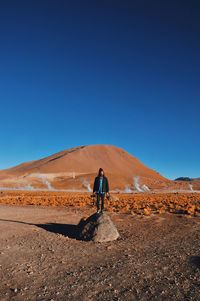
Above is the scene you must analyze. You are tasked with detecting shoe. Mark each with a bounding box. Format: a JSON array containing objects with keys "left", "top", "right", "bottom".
[
  {"left": 97, "top": 210, "right": 100, "bottom": 213},
  {"left": 101, "top": 210, "right": 104, "bottom": 213}
]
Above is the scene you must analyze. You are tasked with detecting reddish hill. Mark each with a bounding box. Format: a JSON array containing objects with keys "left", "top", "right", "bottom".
[
  {"left": 0, "top": 144, "right": 194, "bottom": 192},
  {"left": 0, "top": 145, "right": 164, "bottom": 179}
]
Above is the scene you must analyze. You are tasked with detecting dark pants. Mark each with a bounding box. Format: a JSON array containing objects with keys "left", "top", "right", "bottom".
[{"left": 96, "top": 193, "right": 105, "bottom": 212}]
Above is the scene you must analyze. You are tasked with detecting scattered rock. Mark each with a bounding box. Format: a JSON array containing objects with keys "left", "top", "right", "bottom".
[{"left": 10, "top": 287, "right": 19, "bottom": 293}]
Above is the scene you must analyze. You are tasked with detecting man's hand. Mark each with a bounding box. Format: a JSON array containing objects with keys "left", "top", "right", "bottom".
[{"left": 106, "top": 193, "right": 110, "bottom": 200}]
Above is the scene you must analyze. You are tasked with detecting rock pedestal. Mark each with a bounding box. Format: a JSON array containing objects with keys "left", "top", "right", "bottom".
[{"left": 78, "top": 212, "right": 119, "bottom": 243}]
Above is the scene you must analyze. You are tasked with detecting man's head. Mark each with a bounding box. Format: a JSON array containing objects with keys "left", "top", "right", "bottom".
[{"left": 98, "top": 168, "right": 104, "bottom": 177}]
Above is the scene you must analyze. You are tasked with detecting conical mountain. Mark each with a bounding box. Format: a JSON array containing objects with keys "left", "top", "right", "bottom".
[
  {"left": 0, "top": 144, "right": 164, "bottom": 179},
  {"left": 0, "top": 144, "right": 171, "bottom": 190}
]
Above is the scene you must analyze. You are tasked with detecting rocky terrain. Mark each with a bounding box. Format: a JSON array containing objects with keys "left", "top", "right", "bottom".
[{"left": 1, "top": 200, "right": 200, "bottom": 300}]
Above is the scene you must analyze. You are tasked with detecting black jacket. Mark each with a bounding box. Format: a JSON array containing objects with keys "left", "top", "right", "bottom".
[{"left": 93, "top": 176, "right": 109, "bottom": 193}]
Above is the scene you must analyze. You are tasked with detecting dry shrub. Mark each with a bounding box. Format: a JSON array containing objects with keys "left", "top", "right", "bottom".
[{"left": 0, "top": 191, "right": 200, "bottom": 216}]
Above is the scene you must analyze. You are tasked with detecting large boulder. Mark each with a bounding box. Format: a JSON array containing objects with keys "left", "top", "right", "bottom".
[{"left": 78, "top": 212, "right": 119, "bottom": 242}]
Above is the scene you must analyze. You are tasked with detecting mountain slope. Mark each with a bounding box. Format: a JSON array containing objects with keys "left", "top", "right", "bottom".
[
  {"left": 0, "top": 144, "right": 165, "bottom": 180},
  {"left": 3, "top": 144, "right": 194, "bottom": 191}
]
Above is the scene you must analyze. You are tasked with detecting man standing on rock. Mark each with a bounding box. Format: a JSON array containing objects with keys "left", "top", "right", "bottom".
[{"left": 93, "top": 168, "right": 109, "bottom": 213}]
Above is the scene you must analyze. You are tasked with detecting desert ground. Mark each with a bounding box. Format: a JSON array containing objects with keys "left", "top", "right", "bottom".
[{"left": 1, "top": 191, "right": 200, "bottom": 300}]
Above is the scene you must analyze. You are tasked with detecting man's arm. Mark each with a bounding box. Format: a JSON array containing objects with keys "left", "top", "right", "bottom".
[{"left": 106, "top": 177, "right": 109, "bottom": 193}]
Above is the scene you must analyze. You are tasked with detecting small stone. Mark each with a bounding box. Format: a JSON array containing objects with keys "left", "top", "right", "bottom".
[{"left": 10, "top": 288, "right": 18, "bottom": 293}]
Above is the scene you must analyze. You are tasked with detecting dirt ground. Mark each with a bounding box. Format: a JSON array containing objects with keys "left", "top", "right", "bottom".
[{"left": 1, "top": 203, "right": 200, "bottom": 300}]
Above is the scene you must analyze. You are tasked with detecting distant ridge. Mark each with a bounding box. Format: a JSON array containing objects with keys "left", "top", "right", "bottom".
[{"left": 175, "top": 177, "right": 200, "bottom": 182}]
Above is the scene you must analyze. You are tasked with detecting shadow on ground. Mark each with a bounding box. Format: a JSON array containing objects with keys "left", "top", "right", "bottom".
[
  {"left": 0, "top": 219, "right": 80, "bottom": 239},
  {"left": 190, "top": 256, "right": 200, "bottom": 269},
  {"left": 36, "top": 223, "right": 79, "bottom": 239}
]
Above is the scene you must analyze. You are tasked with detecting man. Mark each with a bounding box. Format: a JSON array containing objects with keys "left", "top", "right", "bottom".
[{"left": 93, "top": 168, "right": 109, "bottom": 213}]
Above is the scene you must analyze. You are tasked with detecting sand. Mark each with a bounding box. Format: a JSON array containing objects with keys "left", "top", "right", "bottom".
[{"left": 1, "top": 203, "right": 200, "bottom": 300}]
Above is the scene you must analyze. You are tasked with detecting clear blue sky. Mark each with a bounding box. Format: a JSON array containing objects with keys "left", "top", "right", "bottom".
[{"left": 0, "top": 0, "right": 200, "bottom": 180}]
